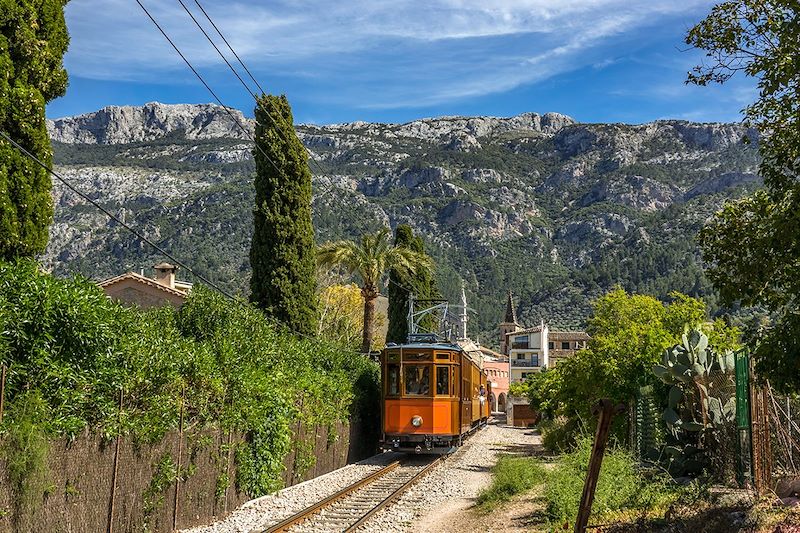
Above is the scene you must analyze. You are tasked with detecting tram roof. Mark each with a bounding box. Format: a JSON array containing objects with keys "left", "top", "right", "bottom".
[
  {"left": 385, "top": 340, "right": 484, "bottom": 368},
  {"left": 386, "top": 342, "right": 462, "bottom": 350}
]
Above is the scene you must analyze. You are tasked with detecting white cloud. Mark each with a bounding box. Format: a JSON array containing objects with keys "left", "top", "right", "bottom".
[{"left": 63, "top": 0, "right": 717, "bottom": 106}]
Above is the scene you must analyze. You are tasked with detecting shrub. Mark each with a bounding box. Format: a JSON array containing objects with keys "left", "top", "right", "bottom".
[
  {"left": 545, "top": 437, "right": 687, "bottom": 526},
  {"left": 539, "top": 417, "right": 580, "bottom": 453},
  {"left": 2, "top": 391, "right": 51, "bottom": 517},
  {"left": 0, "top": 259, "right": 380, "bottom": 498}
]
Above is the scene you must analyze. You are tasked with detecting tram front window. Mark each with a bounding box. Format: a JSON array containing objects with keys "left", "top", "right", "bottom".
[
  {"left": 436, "top": 366, "right": 449, "bottom": 395},
  {"left": 404, "top": 365, "right": 430, "bottom": 395},
  {"left": 387, "top": 364, "right": 400, "bottom": 395}
]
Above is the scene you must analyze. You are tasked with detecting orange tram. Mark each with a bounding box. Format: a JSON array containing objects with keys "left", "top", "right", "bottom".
[{"left": 380, "top": 340, "right": 490, "bottom": 454}]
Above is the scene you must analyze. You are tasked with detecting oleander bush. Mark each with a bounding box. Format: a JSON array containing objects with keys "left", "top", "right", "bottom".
[{"left": 0, "top": 259, "right": 378, "bottom": 497}]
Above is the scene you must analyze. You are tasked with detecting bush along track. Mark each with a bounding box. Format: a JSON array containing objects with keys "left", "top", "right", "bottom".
[{"left": 0, "top": 259, "right": 379, "bottom": 506}]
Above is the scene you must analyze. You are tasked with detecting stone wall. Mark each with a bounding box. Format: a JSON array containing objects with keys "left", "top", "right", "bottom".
[{"left": 0, "top": 419, "right": 374, "bottom": 532}]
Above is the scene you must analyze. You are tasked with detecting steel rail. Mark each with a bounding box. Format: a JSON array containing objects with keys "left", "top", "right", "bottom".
[
  {"left": 262, "top": 460, "right": 401, "bottom": 533},
  {"left": 343, "top": 456, "right": 444, "bottom": 532}
]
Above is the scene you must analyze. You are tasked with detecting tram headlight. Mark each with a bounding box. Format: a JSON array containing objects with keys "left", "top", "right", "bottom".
[{"left": 411, "top": 415, "right": 423, "bottom": 427}]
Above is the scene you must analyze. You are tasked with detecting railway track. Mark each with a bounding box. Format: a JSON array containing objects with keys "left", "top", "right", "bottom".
[{"left": 260, "top": 455, "right": 444, "bottom": 533}]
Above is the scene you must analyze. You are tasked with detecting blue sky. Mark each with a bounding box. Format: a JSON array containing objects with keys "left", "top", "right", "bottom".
[{"left": 46, "top": 0, "right": 757, "bottom": 125}]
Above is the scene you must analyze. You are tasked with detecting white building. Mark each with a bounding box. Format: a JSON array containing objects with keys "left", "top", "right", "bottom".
[{"left": 499, "top": 291, "right": 589, "bottom": 426}]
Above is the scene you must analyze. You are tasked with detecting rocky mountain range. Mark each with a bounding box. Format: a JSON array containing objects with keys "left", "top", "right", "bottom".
[{"left": 45, "top": 102, "right": 761, "bottom": 341}]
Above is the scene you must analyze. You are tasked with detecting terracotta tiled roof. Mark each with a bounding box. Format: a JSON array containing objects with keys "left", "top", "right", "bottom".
[
  {"left": 98, "top": 271, "right": 188, "bottom": 298},
  {"left": 479, "top": 346, "right": 506, "bottom": 359},
  {"left": 505, "top": 325, "right": 543, "bottom": 336},
  {"left": 548, "top": 330, "right": 590, "bottom": 341}
]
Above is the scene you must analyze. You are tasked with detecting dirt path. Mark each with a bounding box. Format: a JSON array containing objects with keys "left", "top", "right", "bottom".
[{"left": 385, "top": 416, "right": 547, "bottom": 533}]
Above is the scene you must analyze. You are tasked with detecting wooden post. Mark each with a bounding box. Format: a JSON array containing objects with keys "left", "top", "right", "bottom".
[
  {"left": 0, "top": 363, "right": 6, "bottom": 425},
  {"left": 574, "top": 399, "right": 625, "bottom": 533},
  {"left": 173, "top": 387, "right": 185, "bottom": 532},
  {"left": 107, "top": 388, "right": 123, "bottom": 533},
  {"left": 224, "top": 430, "right": 233, "bottom": 514}
]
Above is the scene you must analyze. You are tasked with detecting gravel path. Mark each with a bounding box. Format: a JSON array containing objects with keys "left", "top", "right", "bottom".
[
  {"left": 182, "top": 417, "right": 540, "bottom": 533},
  {"left": 357, "top": 418, "right": 541, "bottom": 532}
]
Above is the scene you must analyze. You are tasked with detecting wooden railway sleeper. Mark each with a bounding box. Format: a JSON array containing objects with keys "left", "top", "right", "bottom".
[{"left": 261, "top": 461, "right": 401, "bottom": 533}]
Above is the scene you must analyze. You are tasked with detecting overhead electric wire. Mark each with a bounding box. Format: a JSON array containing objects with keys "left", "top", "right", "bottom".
[
  {"left": 0, "top": 133, "right": 366, "bottom": 351},
  {"left": 133, "top": 1, "right": 369, "bottom": 349},
  {"left": 175, "top": 0, "right": 329, "bottom": 178},
  {"left": 0, "top": 130, "right": 236, "bottom": 300},
  {"left": 192, "top": 0, "right": 267, "bottom": 96},
  {"left": 135, "top": 0, "right": 286, "bottom": 178}
]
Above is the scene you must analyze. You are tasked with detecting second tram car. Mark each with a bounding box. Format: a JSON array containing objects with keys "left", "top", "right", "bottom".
[{"left": 380, "top": 340, "right": 489, "bottom": 453}]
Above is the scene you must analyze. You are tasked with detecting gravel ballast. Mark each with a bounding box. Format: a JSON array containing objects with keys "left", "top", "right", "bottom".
[
  {"left": 180, "top": 453, "right": 400, "bottom": 533},
  {"left": 356, "top": 419, "right": 540, "bottom": 532}
]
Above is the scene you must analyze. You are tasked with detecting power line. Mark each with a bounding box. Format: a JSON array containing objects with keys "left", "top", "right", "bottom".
[
  {"left": 131, "top": 2, "right": 372, "bottom": 352},
  {"left": 175, "top": 0, "right": 329, "bottom": 178},
  {"left": 135, "top": 0, "right": 287, "bottom": 178},
  {"left": 0, "top": 132, "right": 368, "bottom": 353},
  {"left": 0, "top": 130, "right": 236, "bottom": 300},
  {"left": 141, "top": 0, "right": 337, "bottom": 206},
  {"left": 176, "top": 0, "right": 258, "bottom": 99},
  {"left": 192, "top": 0, "right": 266, "bottom": 96}
]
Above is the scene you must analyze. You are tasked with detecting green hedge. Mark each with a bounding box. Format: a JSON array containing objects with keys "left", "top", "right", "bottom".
[{"left": 0, "top": 259, "right": 378, "bottom": 496}]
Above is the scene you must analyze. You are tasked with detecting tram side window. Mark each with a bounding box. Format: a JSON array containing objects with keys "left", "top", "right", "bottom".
[
  {"left": 404, "top": 365, "right": 430, "bottom": 395},
  {"left": 436, "top": 366, "right": 450, "bottom": 396},
  {"left": 387, "top": 364, "right": 400, "bottom": 396}
]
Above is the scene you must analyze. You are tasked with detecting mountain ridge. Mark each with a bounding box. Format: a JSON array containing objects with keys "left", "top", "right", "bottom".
[{"left": 45, "top": 102, "right": 761, "bottom": 342}]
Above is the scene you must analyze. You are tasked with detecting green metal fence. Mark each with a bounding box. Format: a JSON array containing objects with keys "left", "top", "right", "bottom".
[{"left": 734, "top": 348, "right": 752, "bottom": 487}]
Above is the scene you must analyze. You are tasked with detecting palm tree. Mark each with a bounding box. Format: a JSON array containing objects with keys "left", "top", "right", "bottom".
[{"left": 317, "top": 228, "right": 433, "bottom": 354}]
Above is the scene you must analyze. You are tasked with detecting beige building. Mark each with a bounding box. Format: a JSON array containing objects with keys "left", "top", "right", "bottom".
[
  {"left": 546, "top": 330, "right": 590, "bottom": 367},
  {"left": 99, "top": 263, "right": 191, "bottom": 309},
  {"left": 499, "top": 291, "right": 589, "bottom": 426}
]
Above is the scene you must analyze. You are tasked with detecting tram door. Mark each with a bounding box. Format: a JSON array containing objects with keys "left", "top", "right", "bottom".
[{"left": 460, "top": 354, "right": 472, "bottom": 433}]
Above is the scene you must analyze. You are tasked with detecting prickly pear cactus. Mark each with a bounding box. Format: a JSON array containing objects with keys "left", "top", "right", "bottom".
[{"left": 649, "top": 328, "right": 736, "bottom": 476}]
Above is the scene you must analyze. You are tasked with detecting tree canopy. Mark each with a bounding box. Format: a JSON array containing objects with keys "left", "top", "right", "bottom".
[
  {"left": 0, "top": 0, "right": 70, "bottom": 259},
  {"left": 249, "top": 94, "right": 317, "bottom": 336},
  {"left": 688, "top": 0, "right": 800, "bottom": 392},
  {"left": 317, "top": 228, "right": 433, "bottom": 353},
  {"left": 518, "top": 289, "right": 740, "bottom": 428},
  {"left": 386, "top": 225, "right": 437, "bottom": 344}
]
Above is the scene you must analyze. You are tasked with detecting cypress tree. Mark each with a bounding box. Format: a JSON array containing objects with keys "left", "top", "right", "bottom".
[
  {"left": 387, "top": 225, "right": 437, "bottom": 343},
  {"left": 249, "top": 94, "right": 317, "bottom": 335},
  {"left": 0, "top": 1, "right": 70, "bottom": 259}
]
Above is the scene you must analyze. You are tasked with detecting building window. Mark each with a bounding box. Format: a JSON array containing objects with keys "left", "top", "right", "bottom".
[
  {"left": 562, "top": 341, "right": 570, "bottom": 350},
  {"left": 548, "top": 341, "right": 554, "bottom": 349},
  {"left": 516, "top": 353, "right": 526, "bottom": 360},
  {"left": 512, "top": 335, "right": 529, "bottom": 349},
  {"left": 532, "top": 355, "right": 539, "bottom": 366}
]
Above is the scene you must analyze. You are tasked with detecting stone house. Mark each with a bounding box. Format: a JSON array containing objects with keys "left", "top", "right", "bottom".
[{"left": 99, "top": 262, "right": 191, "bottom": 309}]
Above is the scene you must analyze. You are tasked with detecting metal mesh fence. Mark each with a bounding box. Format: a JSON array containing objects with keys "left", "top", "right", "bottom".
[
  {"left": 701, "top": 368, "right": 739, "bottom": 485},
  {"left": 605, "top": 362, "right": 762, "bottom": 532},
  {"left": 630, "top": 369, "right": 741, "bottom": 484}
]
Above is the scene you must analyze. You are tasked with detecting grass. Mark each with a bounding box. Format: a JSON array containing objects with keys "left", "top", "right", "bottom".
[
  {"left": 475, "top": 437, "right": 692, "bottom": 530},
  {"left": 476, "top": 456, "right": 547, "bottom": 511},
  {"left": 545, "top": 437, "right": 692, "bottom": 528}
]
